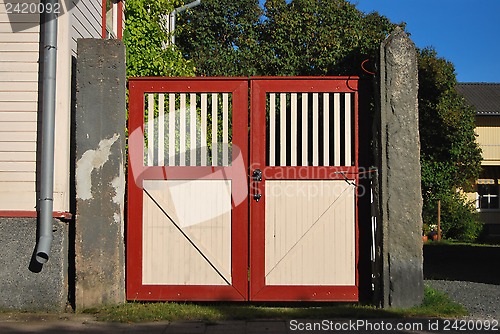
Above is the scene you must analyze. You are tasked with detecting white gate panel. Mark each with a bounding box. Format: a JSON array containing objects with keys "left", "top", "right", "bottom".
[
  {"left": 142, "top": 180, "right": 232, "bottom": 285},
  {"left": 264, "top": 180, "right": 356, "bottom": 285}
]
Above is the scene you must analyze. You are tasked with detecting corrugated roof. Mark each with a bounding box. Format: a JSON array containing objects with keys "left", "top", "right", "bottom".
[{"left": 456, "top": 83, "right": 500, "bottom": 116}]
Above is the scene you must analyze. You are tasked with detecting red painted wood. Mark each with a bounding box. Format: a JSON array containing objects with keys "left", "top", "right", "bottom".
[
  {"left": 117, "top": 1, "right": 123, "bottom": 40},
  {"left": 128, "top": 285, "right": 247, "bottom": 301},
  {"left": 250, "top": 286, "right": 358, "bottom": 302},
  {"left": 126, "top": 80, "right": 145, "bottom": 300},
  {"left": 257, "top": 166, "right": 360, "bottom": 180},
  {"left": 101, "top": 0, "right": 106, "bottom": 39},
  {"left": 0, "top": 211, "right": 72, "bottom": 219},
  {"left": 354, "top": 86, "right": 360, "bottom": 288},
  {"left": 248, "top": 77, "right": 358, "bottom": 93},
  {"left": 126, "top": 78, "right": 249, "bottom": 301},
  {"left": 249, "top": 79, "right": 267, "bottom": 299}
]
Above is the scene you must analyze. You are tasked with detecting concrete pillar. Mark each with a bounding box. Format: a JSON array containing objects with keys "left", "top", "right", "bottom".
[
  {"left": 375, "top": 27, "right": 424, "bottom": 308},
  {"left": 74, "top": 39, "right": 126, "bottom": 309}
]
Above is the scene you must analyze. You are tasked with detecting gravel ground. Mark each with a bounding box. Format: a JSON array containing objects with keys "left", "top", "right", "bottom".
[{"left": 426, "top": 279, "right": 500, "bottom": 320}]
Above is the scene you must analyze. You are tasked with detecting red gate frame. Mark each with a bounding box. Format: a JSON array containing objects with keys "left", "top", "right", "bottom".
[
  {"left": 127, "top": 77, "right": 249, "bottom": 301},
  {"left": 249, "top": 77, "right": 359, "bottom": 302}
]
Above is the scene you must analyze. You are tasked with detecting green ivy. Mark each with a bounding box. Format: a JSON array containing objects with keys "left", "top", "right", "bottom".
[{"left": 123, "top": 0, "right": 195, "bottom": 77}]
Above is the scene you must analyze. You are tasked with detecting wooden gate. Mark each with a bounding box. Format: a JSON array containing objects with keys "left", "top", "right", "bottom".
[
  {"left": 249, "top": 78, "right": 358, "bottom": 301},
  {"left": 127, "top": 77, "right": 359, "bottom": 302},
  {"left": 127, "top": 78, "right": 249, "bottom": 300}
]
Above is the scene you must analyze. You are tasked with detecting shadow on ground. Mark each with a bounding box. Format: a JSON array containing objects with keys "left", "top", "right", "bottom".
[{"left": 424, "top": 243, "right": 500, "bottom": 285}]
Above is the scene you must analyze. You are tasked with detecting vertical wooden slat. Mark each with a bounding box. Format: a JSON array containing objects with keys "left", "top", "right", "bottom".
[
  {"left": 158, "top": 94, "right": 165, "bottom": 166},
  {"left": 269, "top": 93, "right": 276, "bottom": 166},
  {"left": 142, "top": 190, "right": 151, "bottom": 280},
  {"left": 168, "top": 93, "right": 176, "bottom": 166},
  {"left": 147, "top": 94, "right": 155, "bottom": 166},
  {"left": 345, "top": 93, "right": 352, "bottom": 166},
  {"left": 323, "top": 93, "right": 330, "bottom": 166},
  {"left": 312, "top": 93, "right": 319, "bottom": 166},
  {"left": 211, "top": 93, "right": 218, "bottom": 166},
  {"left": 223, "top": 93, "right": 229, "bottom": 166},
  {"left": 301, "top": 93, "right": 308, "bottom": 166},
  {"left": 190, "top": 93, "right": 197, "bottom": 166},
  {"left": 180, "top": 93, "right": 186, "bottom": 166},
  {"left": 290, "top": 93, "right": 297, "bottom": 166},
  {"left": 201, "top": 93, "right": 208, "bottom": 166},
  {"left": 280, "top": 93, "right": 287, "bottom": 166},
  {"left": 334, "top": 93, "right": 341, "bottom": 166}
]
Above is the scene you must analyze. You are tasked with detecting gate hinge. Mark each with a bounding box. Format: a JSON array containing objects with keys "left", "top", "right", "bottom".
[{"left": 247, "top": 267, "right": 250, "bottom": 281}]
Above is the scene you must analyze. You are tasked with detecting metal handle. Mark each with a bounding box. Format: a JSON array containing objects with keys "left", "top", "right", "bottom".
[
  {"left": 252, "top": 169, "right": 262, "bottom": 202},
  {"left": 252, "top": 169, "right": 262, "bottom": 182}
]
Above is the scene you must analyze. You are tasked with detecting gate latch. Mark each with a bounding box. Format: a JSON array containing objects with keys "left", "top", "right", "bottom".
[
  {"left": 252, "top": 169, "right": 262, "bottom": 202},
  {"left": 252, "top": 169, "right": 262, "bottom": 182}
]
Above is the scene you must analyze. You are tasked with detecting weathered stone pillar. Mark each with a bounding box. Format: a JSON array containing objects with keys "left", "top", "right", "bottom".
[
  {"left": 74, "top": 39, "right": 126, "bottom": 309},
  {"left": 375, "top": 27, "right": 424, "bottom": 308}
]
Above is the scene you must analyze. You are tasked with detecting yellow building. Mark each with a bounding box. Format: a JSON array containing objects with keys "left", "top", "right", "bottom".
[{"left": 457, "top": 83, "right": 500, "bottom": 236}]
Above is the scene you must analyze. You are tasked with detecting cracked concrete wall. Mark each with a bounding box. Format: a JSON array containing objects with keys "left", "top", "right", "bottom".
[
  {"left": 375, "top": 27, "right": 424, "bottom": 308},
  {"left": 74, "top": 39, "right": 126, "bottom": 309}
]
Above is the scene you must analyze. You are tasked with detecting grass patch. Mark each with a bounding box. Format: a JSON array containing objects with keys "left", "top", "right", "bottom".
[
  {"left": 396, "top": 286, "right": 467, "bottom": 318},
  {"left": 426, "top": 240, "right": 500, "bottom": 247},
  {"left": 82, "top": 285, "right": 467, "bottom": 323}
]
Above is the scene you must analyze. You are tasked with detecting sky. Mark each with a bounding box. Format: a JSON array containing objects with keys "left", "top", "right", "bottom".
[
  {"left": 347, "top": 0, "right": 500, "bottom": 83},
  {"left": 259, "top": 0, "right": 500, "bottom": 83}
]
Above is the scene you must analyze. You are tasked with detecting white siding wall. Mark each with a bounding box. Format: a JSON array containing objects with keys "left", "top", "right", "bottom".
[
  {"left": 69, "top": 0, "right": 101, "bottom": 56},
  {"left": 51, "top": 0, "right": 103, "bottom": 211},
  {"left": 0, "top": 2, "right": 40, "bottom": 210},
  {"left": 0, "top": 0, "right": 103, "bottom": 212}
]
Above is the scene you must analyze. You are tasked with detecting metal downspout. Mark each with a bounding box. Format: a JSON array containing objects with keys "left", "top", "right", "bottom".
[
  {"left": 36, "top": 0, "right": 58, "bottom": 264},
  {"left": 169, "top": 0, "right": 201, "bottom": 45}
]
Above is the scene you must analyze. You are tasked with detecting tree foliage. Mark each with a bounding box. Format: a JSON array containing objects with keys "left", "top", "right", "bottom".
[
  {"left": 418, "top": 48, "right": 482, "bottom": 240},
  {"left": 174, "top": 0, "right": 483, "bottom": 241},
  {"left": 259, "top": 0, "right": 395, "bottom": 76},
  {"left": 176, "top": 0, "right": 263, "bottom": 76},
  {"left": 418, "top": 48, "right": 482, "bottom": 194},
  {"left": 123, "top": 0, "right": 195, "bottom": 77},
  {"left": 177, "top": 0, "right": 395, "bottom": 77}
]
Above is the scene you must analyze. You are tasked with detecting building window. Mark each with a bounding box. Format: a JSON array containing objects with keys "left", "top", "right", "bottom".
[
  {"left": 103, "top": 0, "right": 123, "bottom": 39},
  {"left": 477, "top": 180, "right": 499, "bottom": 210}
]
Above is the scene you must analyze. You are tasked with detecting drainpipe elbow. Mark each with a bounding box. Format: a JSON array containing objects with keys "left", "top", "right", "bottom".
[{"left": 36, "top": 235, "right": 53, "bottom": 264}]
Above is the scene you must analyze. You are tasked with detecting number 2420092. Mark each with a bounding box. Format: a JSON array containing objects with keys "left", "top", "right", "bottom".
[
  {"left": 443, "top": 319, "right": 498, "bottom": 331},
  {"left": 6, "top": 2, "right": 61, "bottom": 14}
]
